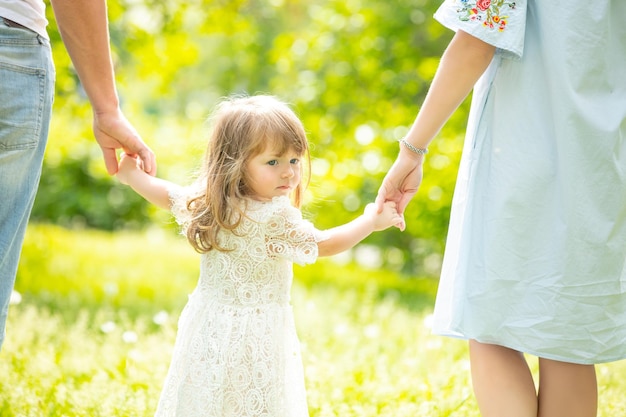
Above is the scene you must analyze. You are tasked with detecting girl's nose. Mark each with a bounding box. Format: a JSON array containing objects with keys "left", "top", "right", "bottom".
[{"left": 282, "top": 166, "right": 294, "bottom": 178}]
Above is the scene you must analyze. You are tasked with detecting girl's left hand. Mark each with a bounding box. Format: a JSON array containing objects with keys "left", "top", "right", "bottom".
[{"left": 365, "top": 201, "right": 404, "bottom": 231}]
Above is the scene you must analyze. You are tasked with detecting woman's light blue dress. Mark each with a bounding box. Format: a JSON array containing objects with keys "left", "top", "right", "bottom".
[{"left": 431, "top": 0, "right": 626, "bottom": 364}]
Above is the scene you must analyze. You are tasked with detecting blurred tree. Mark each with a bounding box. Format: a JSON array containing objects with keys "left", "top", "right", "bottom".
[{"left": 33, "top": 0, "right": 468, "bottom": 276}]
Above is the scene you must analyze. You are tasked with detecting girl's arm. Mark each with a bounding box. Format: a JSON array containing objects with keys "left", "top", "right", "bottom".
[
  {"left": 317, "top": 202, "right": 402, "bottom": 257},
  {"left": 116, "top": 153, "right": 177, "bottom": 210}
]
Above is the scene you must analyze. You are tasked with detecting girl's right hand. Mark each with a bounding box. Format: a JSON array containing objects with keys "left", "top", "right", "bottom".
[{"left": 116, "top": 152, "right": 141, "bottom": 185}]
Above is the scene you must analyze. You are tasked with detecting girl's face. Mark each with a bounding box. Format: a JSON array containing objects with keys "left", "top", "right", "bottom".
[{"left": 245, "top": 144, "right": 302, "bottom": 201}]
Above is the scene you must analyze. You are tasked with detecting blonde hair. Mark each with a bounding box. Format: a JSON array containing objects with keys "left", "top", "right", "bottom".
[{"left": 185, "top": 95, "right": 310, "bottom": 253}]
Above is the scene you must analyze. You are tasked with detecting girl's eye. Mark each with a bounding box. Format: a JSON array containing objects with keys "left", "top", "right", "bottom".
[
  {"left": 290, "top": 158, "right": 300, "bottom": 165},
  {"left": 267, "top": 160, "right": 278, "bottom": 166}
]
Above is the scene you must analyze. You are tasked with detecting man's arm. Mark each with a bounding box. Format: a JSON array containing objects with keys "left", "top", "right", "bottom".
[{"left": 49, "top": 0, "right": 156, "bottom": 176}]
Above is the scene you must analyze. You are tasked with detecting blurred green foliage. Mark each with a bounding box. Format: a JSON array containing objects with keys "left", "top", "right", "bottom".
[
  {"left": 16, "top": 223, "right": 437, "bottom": 320},
  {"left": 31, "top": 0, "right": 469, "bottom": 276}
]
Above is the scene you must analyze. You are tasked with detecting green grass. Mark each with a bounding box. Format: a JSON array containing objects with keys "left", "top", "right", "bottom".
[{"left": 1, "top": 224, "right": 625, "bottom": 416}]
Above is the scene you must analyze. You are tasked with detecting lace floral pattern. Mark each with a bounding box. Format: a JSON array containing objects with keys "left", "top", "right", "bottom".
[
  {"left": 455, "top": 0, "right": 517, "bottom": 31},
  {"left": 155, "top": 196, "right": 324, "bottom": 417}
]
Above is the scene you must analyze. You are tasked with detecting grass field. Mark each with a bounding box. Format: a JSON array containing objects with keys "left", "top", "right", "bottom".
[{"left": 1, "top": 224, "right": 624, "bottom": 416}]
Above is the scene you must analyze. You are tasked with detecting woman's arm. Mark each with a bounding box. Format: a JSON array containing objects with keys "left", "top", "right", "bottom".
[
  {"left": 404, "top": 30, "right": 496, "bottom": 150},
  {"left": 375, "top": 30, "right": 496, "bottom": 221}
]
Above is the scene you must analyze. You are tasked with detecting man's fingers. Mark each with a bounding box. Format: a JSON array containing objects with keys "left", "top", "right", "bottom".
[
  {"left": 136, "top": 147, "right": 157, "bottom": 176},
  {"left": 122, "top": 135, "right": 156, "bottom": 176},
  {"left": 101, "top": 147, "right": 119, "bottom": 175}
]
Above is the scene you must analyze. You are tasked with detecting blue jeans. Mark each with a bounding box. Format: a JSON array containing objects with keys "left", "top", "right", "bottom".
[{"left": 0, "top": 17, "right": 54, "bottom": 350}]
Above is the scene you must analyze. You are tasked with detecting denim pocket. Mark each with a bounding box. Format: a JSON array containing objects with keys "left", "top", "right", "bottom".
[
  {"left": 0, "top": 62, "right": 48, "bottom": 150},
  {"left": 0, "top": 25, "right": 53, "bottom": 151}
]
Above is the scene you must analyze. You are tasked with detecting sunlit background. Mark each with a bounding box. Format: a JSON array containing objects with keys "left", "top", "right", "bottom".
[
  {"left": 3, "top": 1, "right": 625, "bottom": 416},
  {"left": 34, "top": 0, "right": 465, "bottom": 276}
]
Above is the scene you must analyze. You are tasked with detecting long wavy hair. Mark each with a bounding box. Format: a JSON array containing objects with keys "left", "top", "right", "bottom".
[{"left": 185, "top": 95, "right": 310, "bottom": 253}]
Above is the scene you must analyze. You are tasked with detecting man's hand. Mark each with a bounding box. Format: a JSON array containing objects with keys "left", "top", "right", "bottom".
[{"left": 93, "top": 108, "right": 156, "bottom": 176}]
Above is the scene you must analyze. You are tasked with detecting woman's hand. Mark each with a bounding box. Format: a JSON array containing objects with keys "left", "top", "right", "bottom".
[{"left": 375, "top": 150, "right": 425, "bottom": 231}]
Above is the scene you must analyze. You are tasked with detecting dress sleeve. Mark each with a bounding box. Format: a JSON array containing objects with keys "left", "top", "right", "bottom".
[
  {"left": 264, "top": 198, "right": 329, "bottom": 266},
  {"left": 168, "top": 185, "right": 195, "bottom": 232},
  {"left": 434, "top": 0, "right": 527, "bottom": 59}
]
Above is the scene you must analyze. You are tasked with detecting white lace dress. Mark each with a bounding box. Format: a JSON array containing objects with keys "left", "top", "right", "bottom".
[{"left": 155, "top": 194, "right": 326, "bottom": 417}]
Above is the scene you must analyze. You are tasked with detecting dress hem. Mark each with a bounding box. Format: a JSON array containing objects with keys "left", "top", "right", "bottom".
[{"left": 432, "top": 329, "right": 626, "bottom": 365}]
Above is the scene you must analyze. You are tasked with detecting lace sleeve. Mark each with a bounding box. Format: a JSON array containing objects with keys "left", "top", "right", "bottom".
[
  {"left": 434, "top": 0, "right": 527, "bottom": 59},
  {"left": 264, "top": 199, "right": 329, "bottom": 266},
  {"left": 168, "top": 185, "right": 196, "bottom": 233}
]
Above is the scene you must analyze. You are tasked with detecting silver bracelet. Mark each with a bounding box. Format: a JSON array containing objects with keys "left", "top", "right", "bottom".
[{"left": 399, "top": 138, "right": 428, "bottom": 155}]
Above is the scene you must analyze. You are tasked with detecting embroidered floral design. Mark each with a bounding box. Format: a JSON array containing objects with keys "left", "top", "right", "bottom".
[{"left": 456, "top": 0, "right": 516, "bottom": 32}]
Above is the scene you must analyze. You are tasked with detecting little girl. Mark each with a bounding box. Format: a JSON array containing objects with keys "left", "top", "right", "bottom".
[{"left": 116, "top": 95, "right": 402, "bottom": 417}]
